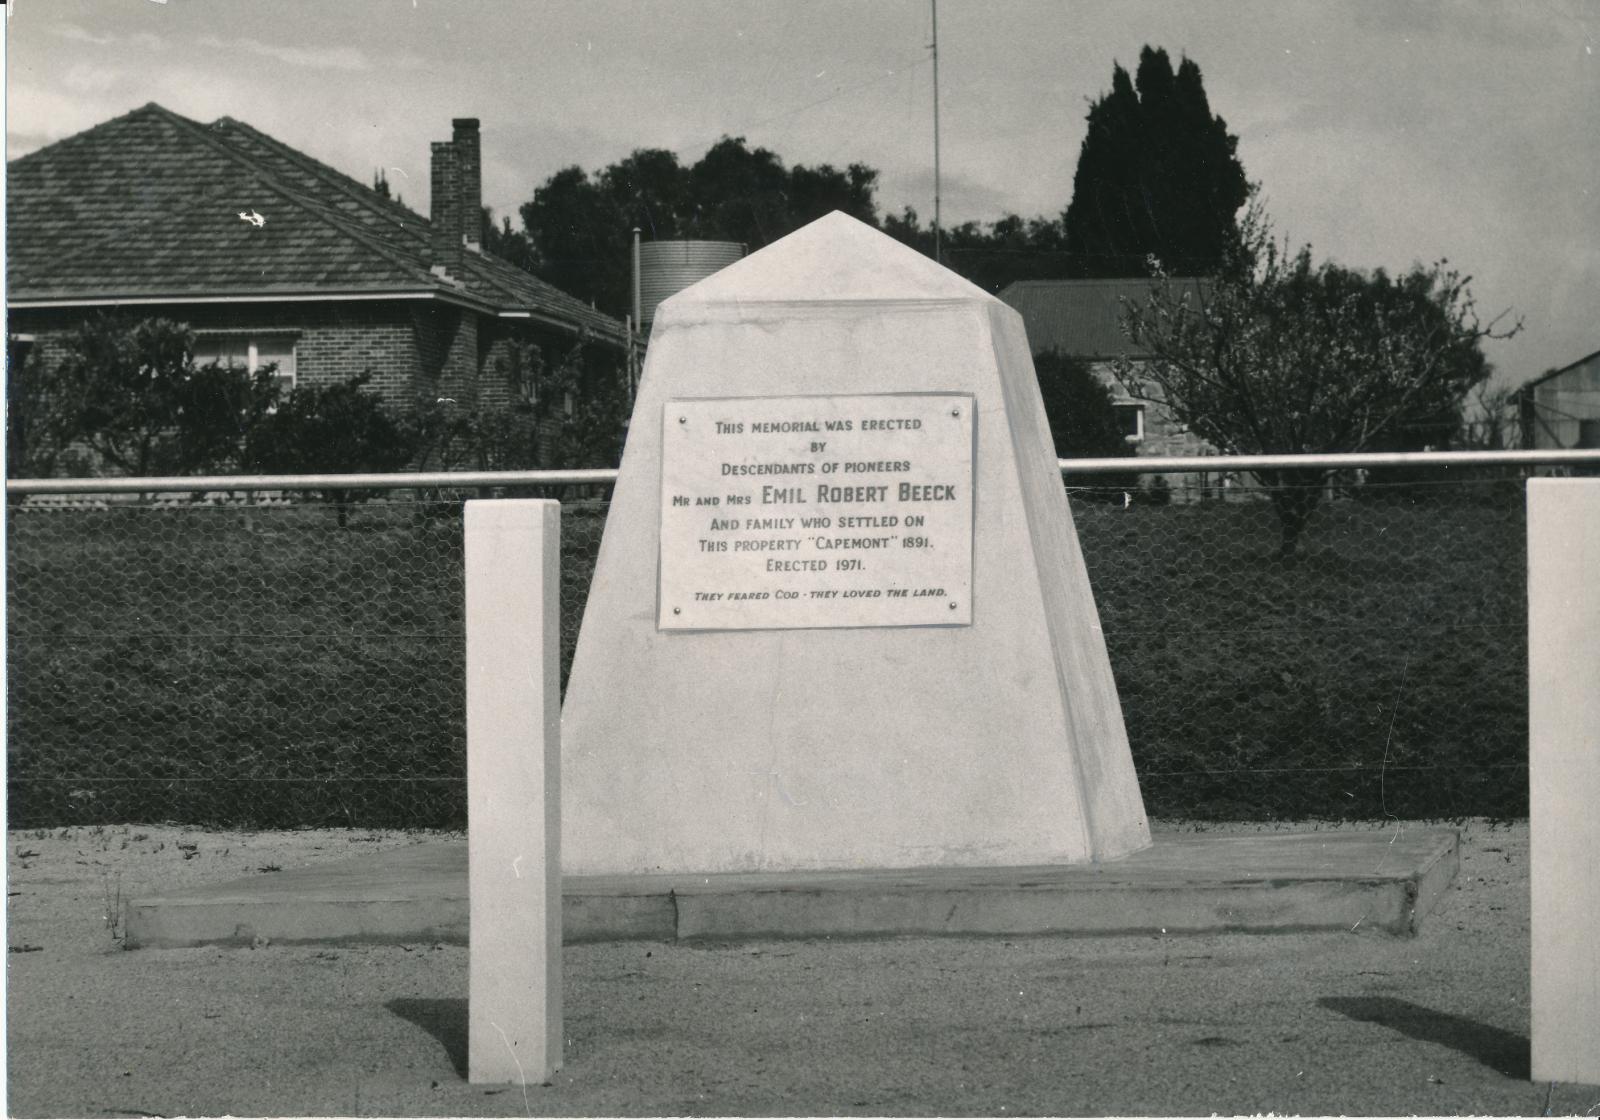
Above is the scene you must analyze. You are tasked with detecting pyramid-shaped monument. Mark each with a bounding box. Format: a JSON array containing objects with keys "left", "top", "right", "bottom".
[{"left": 562, "top": 212, "right": 1150, "bottom": 874}]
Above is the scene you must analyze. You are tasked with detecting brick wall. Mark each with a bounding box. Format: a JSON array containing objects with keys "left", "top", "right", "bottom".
[
  {"left": 1085, "top": 359, "right": 1253, "bottom": 502},
  {"left": 10, "top": 300, "right": 433, "bottom": 405},
  {"left": 1086, "top": 360, "right": 1205, "bottom": 455},
  {"left": 11, "top": 301, "right": 614, "bottom": 417},
  {"left": 12, "top": 320, "right": 74, "bottom": 378},
  {"left": 438, "top": 307, "right": 479, "bottom": 407},
  {"left": 478, "top": 324, "right": 518, "bottom": 411}
]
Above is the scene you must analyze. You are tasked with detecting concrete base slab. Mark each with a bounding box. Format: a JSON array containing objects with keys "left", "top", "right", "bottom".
[{"left": 123, "top": 829, "right": 1459, "bottom": 949}]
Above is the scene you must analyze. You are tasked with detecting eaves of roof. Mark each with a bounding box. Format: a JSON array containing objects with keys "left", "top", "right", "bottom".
[{"left": 9, "top": 286, "right": 497, "bottom": 314}]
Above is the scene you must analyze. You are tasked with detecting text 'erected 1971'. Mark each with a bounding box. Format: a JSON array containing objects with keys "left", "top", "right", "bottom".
[{"left": 658, "top": 393, "right": 975, "bottom": 630}]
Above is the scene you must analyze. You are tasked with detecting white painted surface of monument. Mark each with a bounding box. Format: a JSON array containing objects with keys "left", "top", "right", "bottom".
[
  {"left": 562, "top": 211, "right": 1150, "bottom": 876},
  {"left": 659, "top": 392, "right": 974, "bottom": 630},
  {"left": 1527, "top": 478, "right": 1600, "bottom": 1086}
]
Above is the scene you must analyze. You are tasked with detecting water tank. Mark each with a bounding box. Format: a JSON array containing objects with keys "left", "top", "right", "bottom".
[{"left": 639, "top": 240, "right": 744, "bottom": 325}]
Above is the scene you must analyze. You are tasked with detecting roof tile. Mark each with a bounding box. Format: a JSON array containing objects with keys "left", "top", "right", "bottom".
[{"left": 8, "top": 103, "right": 625, "bottom": 341}]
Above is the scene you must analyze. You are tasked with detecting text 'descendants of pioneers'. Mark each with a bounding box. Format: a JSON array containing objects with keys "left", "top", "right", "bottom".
[{"left": 659, "top": 393, "right": 975, "bottom": 630}]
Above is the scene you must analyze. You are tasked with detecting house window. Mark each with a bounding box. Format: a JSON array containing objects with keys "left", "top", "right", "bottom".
[
  {"left": 7, "top": 333, "right": 35, "bottom": 373},
  {"left": 192, "top": 332, "right": 298, "bottom": 394},
  {"left": 1113, "top": 402, "right": 1145, "bottom": 443}
]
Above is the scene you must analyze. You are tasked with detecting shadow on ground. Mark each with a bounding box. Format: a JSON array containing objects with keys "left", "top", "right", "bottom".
[
  {"left": 388, "top": 997, "right": 468, "bottom": 1078},
  {"left": 1319, "top": 995, "right": 1530, "bottom": 1080}
]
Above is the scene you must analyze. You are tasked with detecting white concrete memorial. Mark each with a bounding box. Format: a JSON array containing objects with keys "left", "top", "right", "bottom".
[
  {"left": 563, "top": 211, "right": 1150, "bottom": 875},
  {"left": 1528, "top": 478, "right": 1600, "bottom": 1086}
]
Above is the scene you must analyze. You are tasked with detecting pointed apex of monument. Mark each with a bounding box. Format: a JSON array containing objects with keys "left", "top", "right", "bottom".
[{"left": 665, "top": 211, "right": 995, "bottom": 309}]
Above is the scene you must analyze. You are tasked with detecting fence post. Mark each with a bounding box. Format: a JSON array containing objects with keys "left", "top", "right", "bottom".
[
  {"left": 465, "top": 498, "right": 563, "bottom": 1085},
  {"left": 1527, "top": 478, "right": 1600, "bottom": 1086}
]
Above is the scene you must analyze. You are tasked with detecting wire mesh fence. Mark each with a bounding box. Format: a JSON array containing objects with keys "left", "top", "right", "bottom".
[
  {"left": 6, "top": 489, "right": 607, "bottom": 829},
  {"left": 1069, "top": 471, "right": 1529, "bottom": 821},
  {"left": 5, "top": 465, "right": 1548, "bottom": 829}
]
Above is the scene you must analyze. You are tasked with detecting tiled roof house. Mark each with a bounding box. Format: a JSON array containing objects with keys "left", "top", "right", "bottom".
[{"left": 6, "top": 103, "right": 625, "bottom": 409}]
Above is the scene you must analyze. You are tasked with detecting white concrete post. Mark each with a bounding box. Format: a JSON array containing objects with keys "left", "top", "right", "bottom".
[
  {"left": 1528, "top": 478, "right": 1600, "bottom": 1086},
  {"left": 465, "top": 499, "right": 562, "bottom": 1085}
]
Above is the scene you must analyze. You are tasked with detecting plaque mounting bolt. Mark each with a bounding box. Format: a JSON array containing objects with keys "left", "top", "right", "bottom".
[
  {"left": 678, "top": 416, "right": 687, "bottom": 424},
  {"left": 949, "top": 601, "right": 958, "bottom": 610},
  {"left": 673, "top": 607, "right": 682, "bottom": 615},
  {"left": 951, "top": 408, "right": 960, "bottom": 417}
]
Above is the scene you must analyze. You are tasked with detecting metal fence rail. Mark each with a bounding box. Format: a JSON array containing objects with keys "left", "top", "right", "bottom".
[
  {"left": 6, "top": 447, "right": 1598, "bottom": 494},
  {"left": 7, "top": 450, "right": 1598, "bottom": 829}
]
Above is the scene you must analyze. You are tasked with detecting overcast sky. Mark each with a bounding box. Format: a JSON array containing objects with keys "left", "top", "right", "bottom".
[{"left": 5, "top": 0, "right": 1596, "bottom": 388}]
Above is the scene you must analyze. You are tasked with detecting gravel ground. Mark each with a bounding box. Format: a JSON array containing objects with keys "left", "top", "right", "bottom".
[{"left": 6, "top": 819, "right": 1598, "bottom": 1117}]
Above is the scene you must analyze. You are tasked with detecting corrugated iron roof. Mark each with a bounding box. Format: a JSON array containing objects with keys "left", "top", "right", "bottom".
[
  {"left": 6, "top": 103, "right": 625, "bottom": 343},
  {"left": 1520, "top": 347, "right": 1600, "bottom": 392},
  {"left": 998, "top": 277, "right": 1207, "bottom": 360}
]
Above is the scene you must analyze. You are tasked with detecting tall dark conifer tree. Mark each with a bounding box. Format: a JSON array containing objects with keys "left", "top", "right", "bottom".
[{"left": 1062, "top": 47, "right": 1249, "bottom": 278}]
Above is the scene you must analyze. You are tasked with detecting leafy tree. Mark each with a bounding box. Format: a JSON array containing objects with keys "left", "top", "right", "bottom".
[
  {"left": 51, "top": 316, "right": 280, "bottom": 477},
  {"left": 481, "top": 210, "right": 537, "bottom": 274},
  {"left": 883, "top": 206, "right": 1071, "bottom": 293},
  {"left": 1062, "top": 46, "right": 1249, "bottom": 278},
  {"left": 1032, "top": 349, "right": 1139, "bottom": 501},
  {"left": 687, "top": 136, "right": 876, "bottom": 245},
  {"left": 408, "top": 399, "right": 537, "bottom": 475},
  {"left": 7, "top": 341, "right": 88, "bottom": 480},
  {"left": 1034, "top": 349, "right": 1135, "bottom": 459},
  {"left": 517, "top": 138, "right": 878, "bottom": 318},
  {"left": 503, "top": 50, "right": 1241, "bottom": 305},
  {"left": 244, "top": 373, "right": 412, "bottom": 475},
  {"left": 556, "top": 364, "right": 631, "bottom": 469},
  {"left": 409, "top": 337, "right": 628, "bottom": 477},
  {"left": 243, "top": 373, "right": 414, "bottom": 521},
  {"left": 517, "top": 156, "right": 674, "bottom": 314},
  {"left": 1116, "top": 203, "right": 1519, "bottom": 556},
  {"left": 521, "top": 339, "right": 631, "bottom": 470},
  {"left": 1459, "top": 384, "right": 1521, "bottom": 451},
  {"left": 407, "top": 373, "right": 542, "bottom": 477}
]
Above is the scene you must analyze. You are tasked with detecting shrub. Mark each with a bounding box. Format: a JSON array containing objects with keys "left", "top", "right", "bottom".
[{"left": 242, "top": 374, "right": 415, "bottom": 522}]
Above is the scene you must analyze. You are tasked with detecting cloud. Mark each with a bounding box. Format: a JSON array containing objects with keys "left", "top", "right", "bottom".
[
  {"left": 194, "top": 35, "right": 371, "bottom": 72},
  {"left": 4, "top": 82, "right": 141, "bottom": 154},
  {"left": 44, "top": 22, "right": 164, "bottom": 51},
  {"left": 876, "top": 168, "right": 1024, "bottom": 227},
  {"left": 50, "top": 23, "right": 116, "bottom": 46},
  {"left": 63, "top": 63, "right": 120, "bottom": 95}
]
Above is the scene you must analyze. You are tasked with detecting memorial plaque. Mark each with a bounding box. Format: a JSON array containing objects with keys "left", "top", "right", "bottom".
[{"left": 659, "top": 392, "right": 974, "bottom": 630}]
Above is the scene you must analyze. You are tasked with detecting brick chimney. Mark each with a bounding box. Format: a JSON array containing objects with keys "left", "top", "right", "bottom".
[
  {"left": 430, "top": 140, "right": 462, "bottom": 280},
  {"left": 453, "top": 118, "right": 482, "bottom": 253}
]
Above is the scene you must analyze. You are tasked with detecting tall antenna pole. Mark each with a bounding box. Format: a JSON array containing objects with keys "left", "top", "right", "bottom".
[{"left": 931, "top": 0, "right": 942, "bottom": 264}]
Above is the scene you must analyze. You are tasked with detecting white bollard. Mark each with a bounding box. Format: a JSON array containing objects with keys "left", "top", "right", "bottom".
[
  {"left": 1528, "top": 478, "right": 1600, "bottom": 1086},
  {"left": 465, "top": 499, "right": 563, "bottom": 1085}
]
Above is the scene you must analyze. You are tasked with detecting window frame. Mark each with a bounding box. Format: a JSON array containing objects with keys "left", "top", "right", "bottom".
[
  {"left": 191, "top": 330, "right": 299, "bottom": 395},
  {"left": 1112, "top": 400, "right": 1146, "bottom": 443}
]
